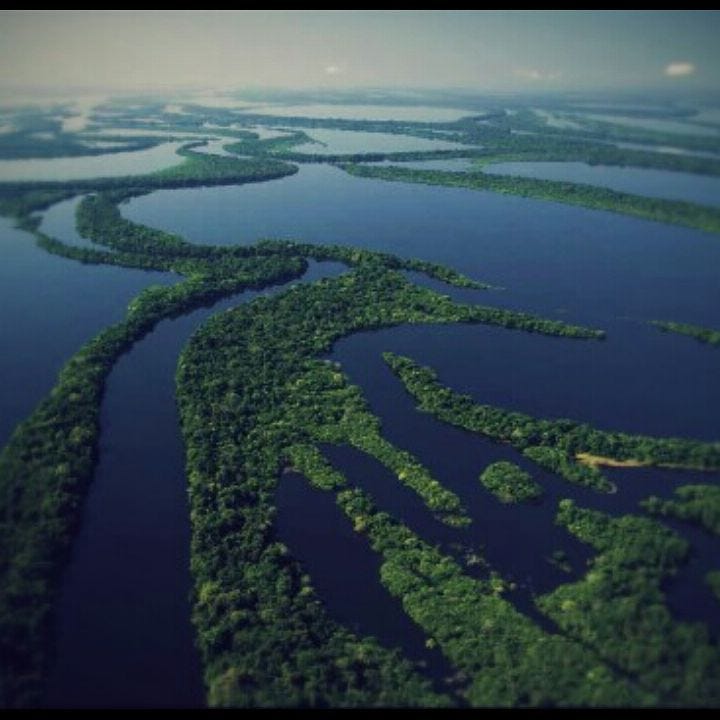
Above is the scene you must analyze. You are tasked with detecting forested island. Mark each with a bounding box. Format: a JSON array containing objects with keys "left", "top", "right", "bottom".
[{"left": 652, "top": 320, "right": 720, "bottom": 347}]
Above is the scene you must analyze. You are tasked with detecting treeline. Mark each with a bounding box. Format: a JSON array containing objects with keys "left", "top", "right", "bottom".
[
  {"left": 642, "top": 485, "right": 720, "bottom": 536},
  {"left": 0, "top": 146, "right": 298, "bottom": 219},
  {"left": 0, "top": 132, "right": 163, "bottom": 160},
  {"left": 500, "top": 107, "right": 720, "bottom": 155},
  {"left": 522, "top": 446, "right": 613, "bottom": 493},
  {"left": 281, "top": 359, "right": 469, "bottom": 527},
  {"left": 256, "top": 239, "right": 491, "bottom": 290},
  {"left": 561, "top": 115, "right": 720, "bottom": 155},
  {"left": 176, "top": 272, "right": 503, "bottom": 705},
  {"left": 383, "top": 353, "right": 720, "bottom": 479},
  {"left": 472, "top": 132, "right": 720, "bottom": 177},
  {"left": 342, "top": 164, "right": 720, "bottom": 235},
  {"left": 652, "top": 320, "right": 720, "bottom": 347},
  {"left": 72, "top": 199, "right": 494, "bottom": 292},
  {"left": 0, "top": 107, "right": 167, "bottom": 159}
]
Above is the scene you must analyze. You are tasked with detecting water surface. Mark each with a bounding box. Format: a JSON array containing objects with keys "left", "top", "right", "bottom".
[
  {"left": 297, "top": 128, "right": 465, "bottom": 155},
  {"left": 124, "top": 164, "right": 720, "bottom": 329},
  {"left": 0, "top": 217, "right": 173, "bottom": 447},
  {"left": 0, "top": 141, "right": 185, "bottom": 181},
  {"left": 239, "top": 103, "right": 473, "bottom": 123}
]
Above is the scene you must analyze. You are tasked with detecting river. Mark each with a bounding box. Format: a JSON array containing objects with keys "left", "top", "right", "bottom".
[
  {"left": 3, "top": 132, "right": 719, "bottom": 704},
  {"left": 43, "top": 260, "right": 347, "bottom": 708},
  {"left": 0, "top": 217, "right": 173, "bottom": 447}
]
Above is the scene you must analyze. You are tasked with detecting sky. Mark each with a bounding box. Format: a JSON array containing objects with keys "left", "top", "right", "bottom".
[{"left": 0, "top": 10, "right": 718, "bottom": 95}]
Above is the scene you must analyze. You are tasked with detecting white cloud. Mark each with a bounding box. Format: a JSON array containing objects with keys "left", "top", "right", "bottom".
[
  {"left": 514, "top": 68, "right": 562, "bottom": 82},
  {"left": 665, "top": 61, "right": 695, "bottom": 77},
  {"left": 324, "top": 64, "right": 343, "bottom": 76}
]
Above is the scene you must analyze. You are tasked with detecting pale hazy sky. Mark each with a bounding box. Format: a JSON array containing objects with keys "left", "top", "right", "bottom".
[{"left": 0, "top": 10, "right": 718, "bottom": 94}]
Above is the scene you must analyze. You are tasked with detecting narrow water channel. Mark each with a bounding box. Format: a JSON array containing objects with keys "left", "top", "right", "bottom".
[{"left": 44, "top": 261, "right": 346, "bottom": 708}]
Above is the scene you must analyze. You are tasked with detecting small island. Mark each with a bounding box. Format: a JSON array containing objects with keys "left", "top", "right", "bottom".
[
  {"left": 652, "top": 320, "right": 720, "bottom": 347},
  {"left": 478, "top": 461, "right": 543, "bottom": 503}
]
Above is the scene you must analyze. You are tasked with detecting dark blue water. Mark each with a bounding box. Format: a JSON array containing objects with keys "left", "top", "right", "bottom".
[
  {"left": 124, "top": 164, "right": 720, "bottom": 328},
  {"left": 0, "top": 217, "right": 174, "bottom": 448},
  {"left": 485, "top": 161, "right": 720, "bottom": 208},
  {"left": 331, "top": 323, "right": 719, "bottom": 442},
  {"left": 45, "top": 305, "right": 211, "bottom": 708},
  {"left": 321, "top": 324, "right": 720, "bottom": 633},
  {"left": 44, "top": 261, "right": 346, "bottom": 708}
]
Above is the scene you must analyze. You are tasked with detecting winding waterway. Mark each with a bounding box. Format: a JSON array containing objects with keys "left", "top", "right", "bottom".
[{"left": 0, "top": 217, "right": 173, "bottom": 447}]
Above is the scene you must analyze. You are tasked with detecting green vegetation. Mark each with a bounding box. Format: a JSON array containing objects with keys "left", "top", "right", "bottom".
[
  {"left": 537, "top": 500, "right": 720, "bottom": 705},
  {"left": 291, "top": 402, "right": 720, "bottom": 706},
  {"left": 258, "top": 239, "right": 492, "bottom": 290},
  {"left": 3, "top": 99, "right": 720, "bottom": 708},
  {"left": 642, "top": 485, "right": 720, "bottom": 536},
  {"left": 383, "top": 353, "right": 720, "bottom": 476},
  {"left": 469, "top": 137, "right": 720, "bottom": 177},
  {"left": 652, "top": 320, "right": 720, "bottom": 347},
  {"left": 0, "top": 132, "right": 164, "bottom": 159},
  {"left": 0, "top": 106, "right": 167, "bottom": 159},
  {"left": 282, "top": 359, "right": 469, "bottom": 526},
  {"left": 560, "top": 114, "right": 720, "bottom": 155},
  {"left": 333, "top": 488, "right": 643, "bottom": 706},
  {"left": 706, "top": 571, "right": 720, "bottom": 603},
  {"left": 219, "top": 107, "right": 720, "bottom": 176},
  {"left": 285, "top": 445, "right": 347, "bottom": 491},
  {"left": 522, "top": 446, "right": 613, "bottom": 493},
  {"left": 478, "top": 461, "right": 542, "bottom": 503},
  {"left": 499, "top": 106, "right": 720, "bottom": 155},
  {"left": 342, "top": 164, "right": 720, "bottom": 235}
]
